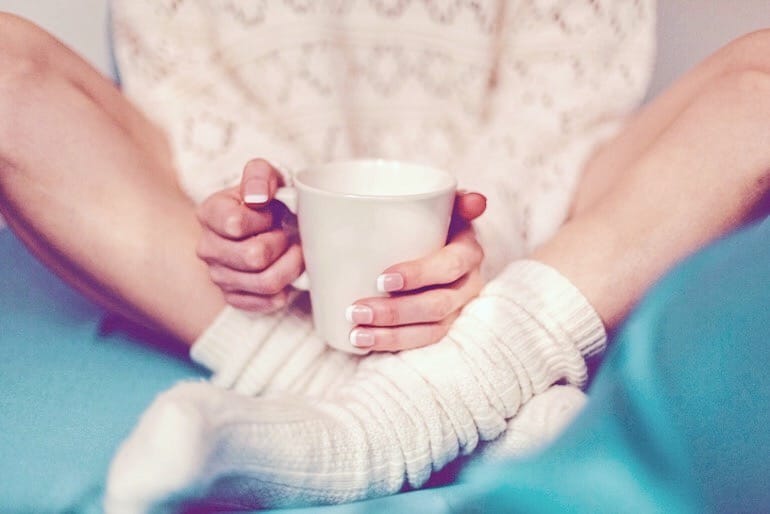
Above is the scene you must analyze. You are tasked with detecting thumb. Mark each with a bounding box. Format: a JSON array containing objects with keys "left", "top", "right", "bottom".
[{"left": 240, "top": 158, "right": 281, "bottom": 207}]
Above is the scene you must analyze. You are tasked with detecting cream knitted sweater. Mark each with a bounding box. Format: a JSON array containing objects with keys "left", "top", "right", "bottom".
[{"left": 111, "top": 0, "right": 655, "bottom": 384}]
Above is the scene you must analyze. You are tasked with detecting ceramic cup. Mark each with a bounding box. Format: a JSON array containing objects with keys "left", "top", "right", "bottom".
[{"left": 274, "top": 159, "right": 456, "bottom": 353}]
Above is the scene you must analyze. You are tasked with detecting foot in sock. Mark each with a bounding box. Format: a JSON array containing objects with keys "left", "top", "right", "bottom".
[
  {"left": 105, "top": 380, "right": 587, "bottom": 512},
  {"left": 105, "top": 261, "right": 605, "bottom": 510},
  {"left": 476, "top": 385, "right": 587, "bottom": 462}
]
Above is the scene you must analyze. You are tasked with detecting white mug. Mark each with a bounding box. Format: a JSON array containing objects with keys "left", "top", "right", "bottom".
[{"left": 274, "top": 159, "right": 456, "bottom": 354}]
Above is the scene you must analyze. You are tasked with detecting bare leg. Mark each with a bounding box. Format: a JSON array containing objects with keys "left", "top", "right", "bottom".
[
  {"left": 573, "top": 29, "right": 770, "bottom": 213},
  {"left": 541, "top": 30, "right": 770, "bottom": 328},
  {"left": 0, "top": 14, "right": 224, "bottom": 344}
]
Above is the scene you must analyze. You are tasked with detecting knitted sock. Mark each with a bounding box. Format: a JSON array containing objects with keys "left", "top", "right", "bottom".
[
  {"left": 105, "top": 260, "right": 605, "bottom": 512},
  {"left": 475, "top": 385, "right": 587, "bottom": 463},
  {"left": 190, "top": 297, "right": 362, "bottom": 398}
]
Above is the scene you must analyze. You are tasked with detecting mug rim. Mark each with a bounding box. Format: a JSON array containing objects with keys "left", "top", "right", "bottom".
[{"left": 293, "top": 158, "right": 457, "bottom": 200}]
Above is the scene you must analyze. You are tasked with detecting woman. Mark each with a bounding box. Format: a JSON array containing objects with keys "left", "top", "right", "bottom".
[{"left": 0, "top": 0, "right": 767, "bottom": 510}]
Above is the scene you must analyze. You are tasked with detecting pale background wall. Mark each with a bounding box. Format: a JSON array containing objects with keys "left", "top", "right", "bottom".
[{"left": 0, "top": 1, "right": 768, "bottom": 229}]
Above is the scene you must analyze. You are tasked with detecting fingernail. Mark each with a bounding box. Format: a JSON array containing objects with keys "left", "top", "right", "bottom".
[
  {"left": 345, "top": 304, "right": 373, "bottom": 324},
  {"left": 243, "top": 178, "right": 269, "bottom": 204},
  {"left": 376, "top": 273, "right": 404, "bottom": 293},
  {"left": 349, "top": 328, "right": 375, "bottom": 348}
]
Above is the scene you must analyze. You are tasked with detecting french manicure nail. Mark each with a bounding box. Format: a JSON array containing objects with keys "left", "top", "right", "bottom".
[
  {"left": 244, "top": 193, "right": 268, "bottom": 204},
  {"left": 345, "top": 304, "right": 374, "bottom": 324},
  {"left": 349, "top": 329, "right": 375, "bottom": 348},
  {"left": 243, "top": 178, "right": 269, "bottom": 204},
  {"left": 376, "top": 273, "right": 404, "bottom": 293}
]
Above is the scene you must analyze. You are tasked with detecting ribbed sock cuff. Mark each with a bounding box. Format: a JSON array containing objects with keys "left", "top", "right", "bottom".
[
  {"left": 190, "top": 307, "right": 285, "bottom": 388},
  {"left": 190, "top": 305, "right": 344, "bottom": 396},
  {"left": 484, "top": 260, "right": 607, "bottom": 358}
]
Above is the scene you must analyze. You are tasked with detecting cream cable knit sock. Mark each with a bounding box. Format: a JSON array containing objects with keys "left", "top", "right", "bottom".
[
  {"left": 191, "top": 300, "right": 362, "bottom": 398},
  {"left": 105, "top": 260, "right": 605, "bottom": 512},
  {"left": 475, "top": 385, "right": 587, "bottom": 463}
]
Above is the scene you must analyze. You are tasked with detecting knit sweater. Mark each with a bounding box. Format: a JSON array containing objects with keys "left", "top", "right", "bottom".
[{"left": 111, "top": 0, "right": 655, "bottom": 384}]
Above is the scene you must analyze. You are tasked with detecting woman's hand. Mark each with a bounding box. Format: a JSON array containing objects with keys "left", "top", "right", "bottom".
[
  {"left": 195, "top": 159, "right": 303, "bottom": 312},
  {"left": 346, "top": 191, "right": 487, "bottom": 351}
]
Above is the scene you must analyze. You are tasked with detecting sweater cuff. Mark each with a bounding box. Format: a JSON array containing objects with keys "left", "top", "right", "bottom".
[{"left": 484, "top": 260, "right": 607, "bottom": 358}]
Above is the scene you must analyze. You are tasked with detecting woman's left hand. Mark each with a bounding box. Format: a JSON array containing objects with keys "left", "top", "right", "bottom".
[{"left": 346, "top": 191, "right": 487, "bottom": 351}]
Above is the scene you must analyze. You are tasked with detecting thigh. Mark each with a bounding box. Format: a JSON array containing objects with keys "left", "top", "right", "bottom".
[{"left": 572, "top": 29, "right": 770, "bottom": 215}]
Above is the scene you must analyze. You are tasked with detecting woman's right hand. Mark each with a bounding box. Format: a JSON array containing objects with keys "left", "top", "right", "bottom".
[{"left": 195, "top": 159, "right": 304, "bottom": 312}]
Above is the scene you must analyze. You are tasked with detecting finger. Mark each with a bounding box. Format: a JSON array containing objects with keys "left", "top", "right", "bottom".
[
  {"left": 454, "top": 191, "right": 487, "bottom": 222},
  {"left": 196, "top": 229, "right": 290, "bottom": 272},
  {"left": 377, "top": 234, "right": 484, "bottom": 292},
  {"left": 348, "top": 314, "right": 458, "bottom": 352},
  {"left": 223, "top": 289, "right": 289, "bottom": 313},
  {"left": 197, "top": 189, "right": 274, "bottom": 239},
  {"left": 241, "top": 158, "right": 281, "bottom": 207},
  {"left": 208, "top": 244, "right": 304, "bottom": 295},
  {"left": 347, "top": 277, "right": 480, "bottom": 327},
  {"left": 447, "top": 191, "right": 486, "bottom": 240}
]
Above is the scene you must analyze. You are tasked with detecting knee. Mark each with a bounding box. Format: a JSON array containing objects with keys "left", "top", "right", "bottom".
[
  {"left": 0, "top": 13, "right": 57, "bottom": 93},
  {"left": 705, "top": 28, "right": 770, "bottom": 100},
  {"left": 687, "top": 67, "right": 770, "bottom": 146},
  {"left": 698, "top": 31, "right": 770, "bottom": 116},
  {"left": 0, "top": 14, "right": 61, "bottom": 152},
  {"left": 692, "top": 68, "right": 770, "bottom": 196},
  {"left": 711, "top": 29, "right": 770, "bottom": 77},
  {"left": 710, "top": 68, "right": 770, "bottom": 101}
]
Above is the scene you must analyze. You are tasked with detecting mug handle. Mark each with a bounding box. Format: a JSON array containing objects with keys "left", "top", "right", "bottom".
[{"left": 274, "top": 187, "right": 311, "bottom": 291}]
